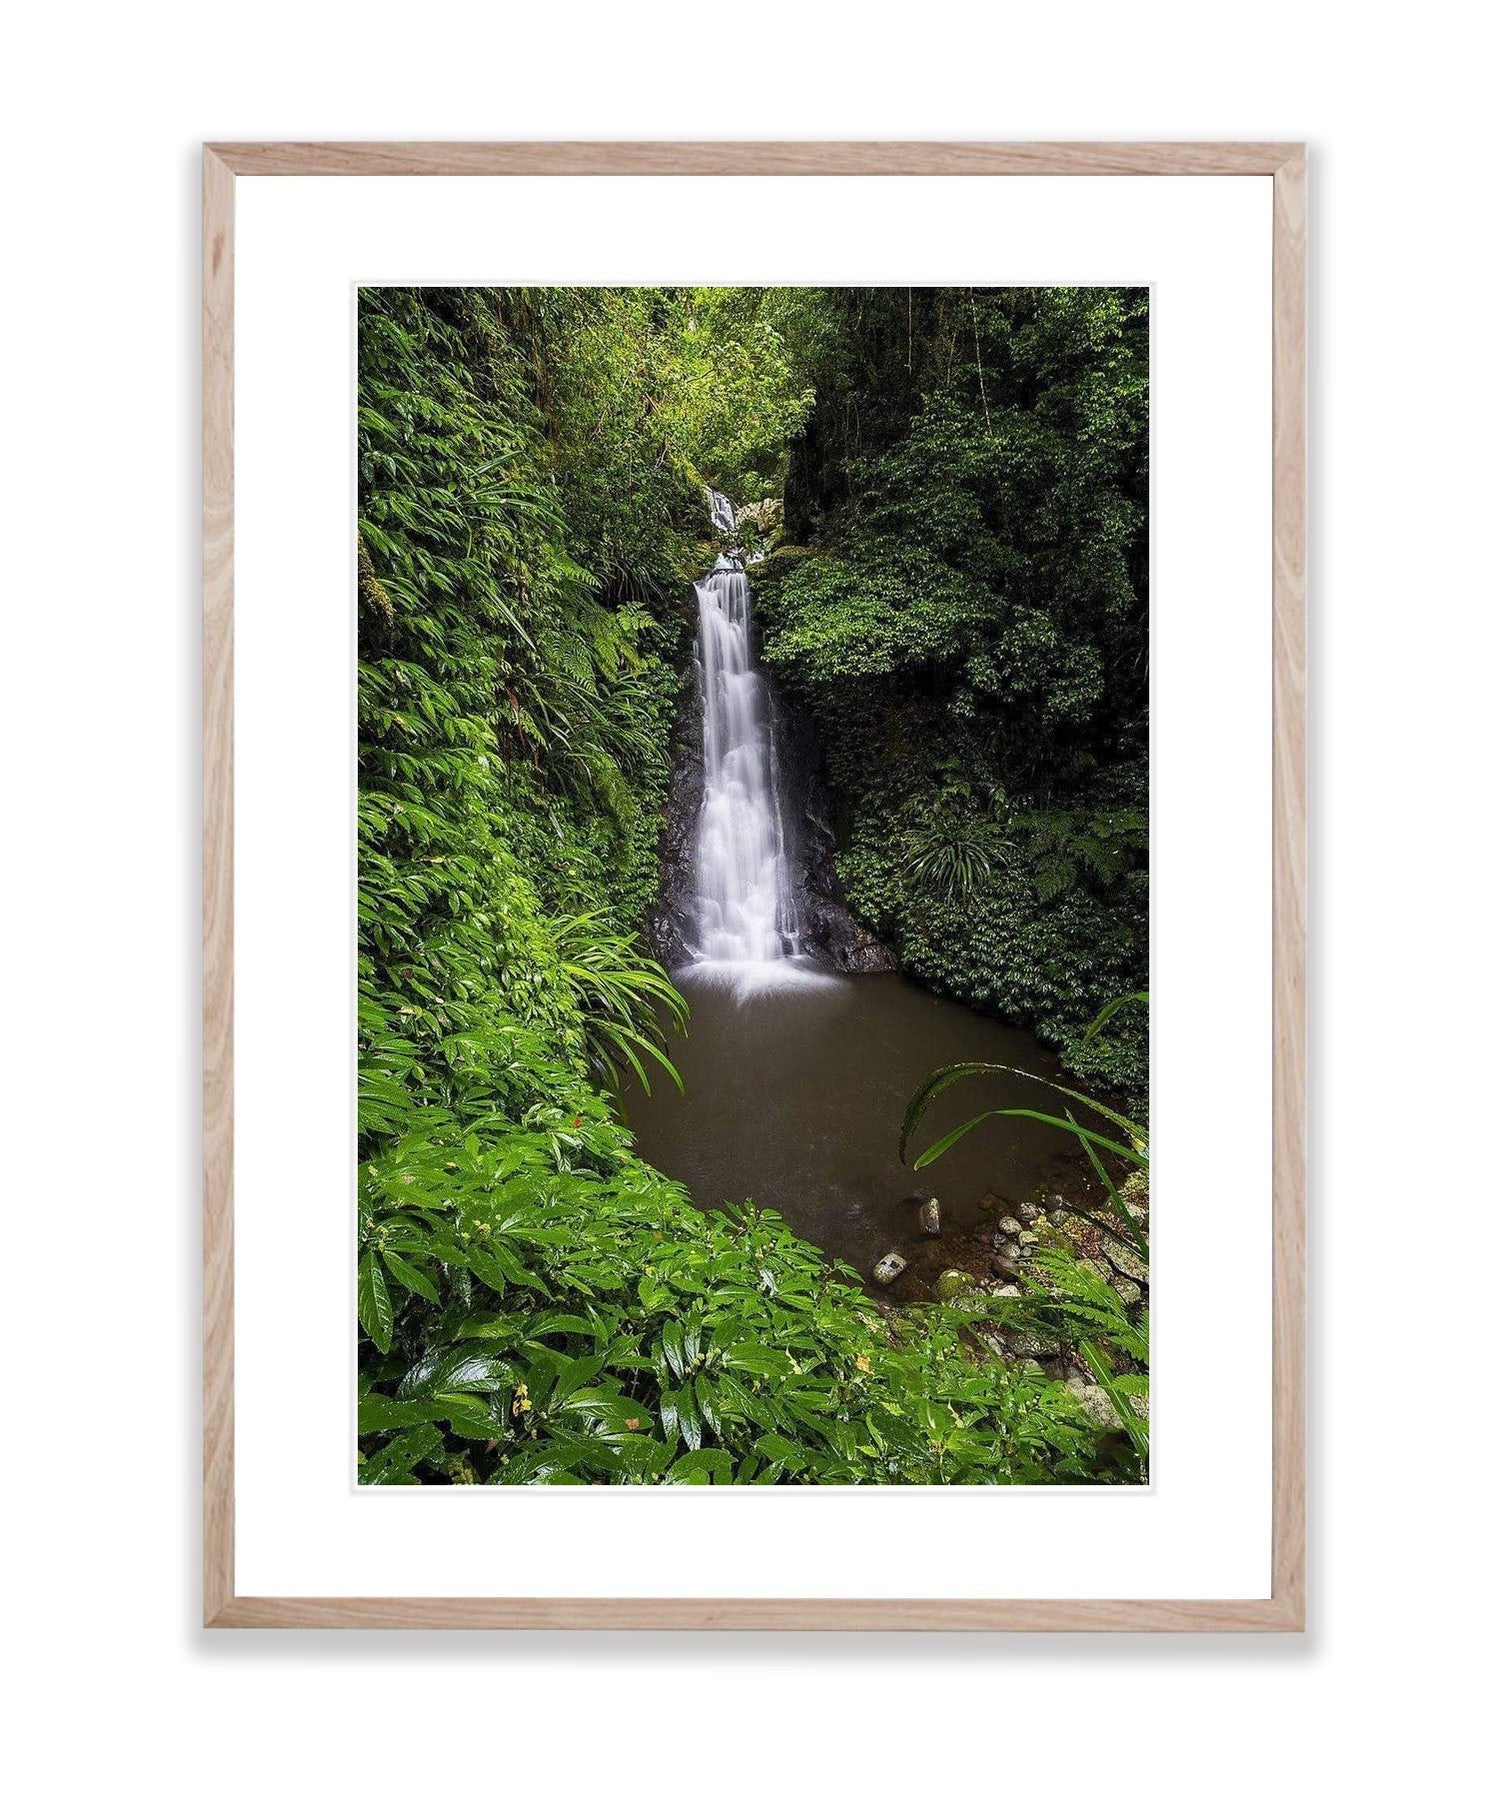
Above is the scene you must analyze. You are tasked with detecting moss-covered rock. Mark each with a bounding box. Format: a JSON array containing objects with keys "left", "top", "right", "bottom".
[{"left": 934, "top": 1268, "right": 977, "bottom": 1302}]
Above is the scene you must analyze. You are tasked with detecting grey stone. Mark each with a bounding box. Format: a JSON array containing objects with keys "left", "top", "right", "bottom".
[
  {"left": 872, "top": 1252, "right": 908, "bottom": 1286},
  {"left": 1119, "top": 1170, "right": 1150, "bottom": 1211},
  {"left": 1066, "top": 1376, "right": 1147, "bottom": 1427},
  {"left": 1102, "top": 1236, "right": 1149, "bottom": 1284},
  {"left": 1067, "top": 1381, "right": 1121, "bottom": 1431},
  {"left": 916, "top": 1195, "right": 941, "bottom": 1237}
]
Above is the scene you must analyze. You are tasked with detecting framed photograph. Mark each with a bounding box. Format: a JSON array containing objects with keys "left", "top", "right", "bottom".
[{"left": 204, "top": 141, "right": 1305, "bottom": 1629}]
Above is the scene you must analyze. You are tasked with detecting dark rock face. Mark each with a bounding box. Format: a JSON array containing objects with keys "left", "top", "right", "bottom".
[
  {"left": 646, "top": 669, "right": 707, "bottom": 970},
  {"left": 646, "top": 640, "right": 896, "bottom": 977},
  {"left": 772, "top": 689, "right": 897, "bottom": 974}
]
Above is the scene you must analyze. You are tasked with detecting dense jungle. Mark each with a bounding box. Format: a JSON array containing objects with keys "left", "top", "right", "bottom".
[{"left": 357, "top": 285, "right": 1150, "bottom": 1486}]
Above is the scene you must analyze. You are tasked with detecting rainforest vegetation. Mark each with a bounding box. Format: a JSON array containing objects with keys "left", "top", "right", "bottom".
[
  {"left": 757, "top": 287, "right": 1149, "bottom": 1094},
  {"left": 357, "top": 286, "right": 1149, "bottom": 1486}
]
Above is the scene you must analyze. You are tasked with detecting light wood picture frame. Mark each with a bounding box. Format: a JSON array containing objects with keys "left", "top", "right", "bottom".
[{"left": 203, "top": 140, "right": 1306, "bottom": 1631}]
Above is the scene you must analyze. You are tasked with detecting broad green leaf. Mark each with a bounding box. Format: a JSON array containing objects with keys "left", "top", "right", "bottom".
[
  {"left": 359, "top": 1393, "right": 448, "bottom": 1434},
  {"left": 381, "top": 1248, "right": 439, "bottom": 1302},
  {"left": 665, "top": 1448, "right": 734, "bottom": 1484},
  {"left": 358, "top": 1250, "right": 393, "bottom": 1352}
]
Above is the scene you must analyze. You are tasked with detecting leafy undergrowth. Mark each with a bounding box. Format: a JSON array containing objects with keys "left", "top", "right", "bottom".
[
  {"left": 359, "top": 1069, "right": 1131, "bottom": 1485},
  {"left": 753, "top": 288, "right": 1150, "bottom": 1102},
  {"left": 356, "top": 283, "right": 1141, "bottom": 1486}
]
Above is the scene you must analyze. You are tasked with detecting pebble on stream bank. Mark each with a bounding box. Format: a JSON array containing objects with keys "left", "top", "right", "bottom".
[
  {"left": 867, "top": 1157, "right": 1149, "bottom": 1418},
  {"left": 877, "top": 1164, "right": 1150, "bottom": 1395}
]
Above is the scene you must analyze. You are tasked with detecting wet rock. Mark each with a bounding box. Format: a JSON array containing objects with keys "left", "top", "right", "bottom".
[
  {"left": 1017, "top": 1201, "right": 1042, "bottom": 1225},
  {"left": 831, "top": 934, "right": 900, "bottom": 976},
  {"left": 1066, "top": 1376, "right": 1146, "bottom": 1427},
  {"left": 996, "top": 1216, "right": 1022, "bottom": 1238},
  {"left": 934, "top": 1269, "right": 976, "bottom": 1302},
  {"left": 1067, "top": 1380, "right": 1121, "bottom": 1431},
  {"left": 736, "top": 496, "right": 784, "bottom": 540},
  {"left": 1119, "top": 1169, "right": 1150, "bottom": 1212},
  {"left": 872, "top": 1252, "right": 908, "bottom": 1286},
  {"left": 989, "top": 1283, "right": 1021, "bottom": 1299},
  {"left": 1102, "top": 1236, "right": 1149, "bottom": 1285},
  {"left": 915, "top": 1194, "right": 941, "bottom": 1237},
  {"left": 774, "top": 701, "right": 897, "bottom": 973},
  {"left": 1111, "top": 1276, "right": 1143, "bottom": 1307},
  {"left": 646, "top": 666, "right": 708, "bottom": 967},
  {"left": 1068, "top": 1376, "right": 1147, "bottom": 1426},
  {"left": 1005, "top": 1330, "right": 1061, "bottom": 1359},
  {"left": 1058, "top": 1213, "right": 1106, "bottom": 1258}
]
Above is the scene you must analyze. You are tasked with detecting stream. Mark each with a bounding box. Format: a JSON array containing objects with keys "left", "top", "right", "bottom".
[{"left": 627, "top": 494, "right": 1079, "bottom": 1292}]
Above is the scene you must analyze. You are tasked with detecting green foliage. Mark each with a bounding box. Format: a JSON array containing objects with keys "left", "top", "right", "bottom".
[
  {"left": 355, "top": 285, "right": 1141, "bottom": 1486},
  {"left": 896, "top": 781, "right": 1015, "bottom": 899},
  {"left": 900, "top": 1052, "right": 1148, "bottom": 1173},
  {"left": 900, "top": 1016, "right": 1151, "bottom": 1477},
  {"left": 755, "top": 287, "right": 1149, "bottom": 1100},
  {"left": 547, "top": 913, "right": 689, "bottom": 1096},
  {"left": 672, "top": 287, "right": 815, "bottom": 497},
  {"left": 358, "top": 1112, "right": 1118, "bottom": 1486}
]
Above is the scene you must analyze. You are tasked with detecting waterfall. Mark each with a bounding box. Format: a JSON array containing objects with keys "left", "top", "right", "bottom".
[
  {"left": 686, "top": 492, "right": 803, "bottom": 968},
  {"left": 708, "top": 488, "right": 736, "bottom": 536}
]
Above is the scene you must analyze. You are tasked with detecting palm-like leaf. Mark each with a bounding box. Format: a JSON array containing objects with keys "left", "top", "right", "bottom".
[{"left": 899, "top": 1059, "right": 1146, "bottom": 1167}]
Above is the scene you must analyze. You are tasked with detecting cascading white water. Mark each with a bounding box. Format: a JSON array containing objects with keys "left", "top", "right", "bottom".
[
  {"left": 708, "top": 488, "right": 736, "bottom": 536},
  {"left": 686, "top": 492, "right": 802, "bottom": 967}
]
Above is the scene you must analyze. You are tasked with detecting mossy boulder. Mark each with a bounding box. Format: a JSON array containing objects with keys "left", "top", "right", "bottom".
[
  {"left": 934, "top": 1269, "right": 977, "bottom": 1302},
  {"left": 744, "top": 543, "right": 821, "bottom": 604}
]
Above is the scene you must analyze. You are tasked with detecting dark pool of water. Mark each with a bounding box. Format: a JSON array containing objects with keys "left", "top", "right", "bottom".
[{"left": 625, "top": 962, "right": 1080, "bottom": 1290}]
